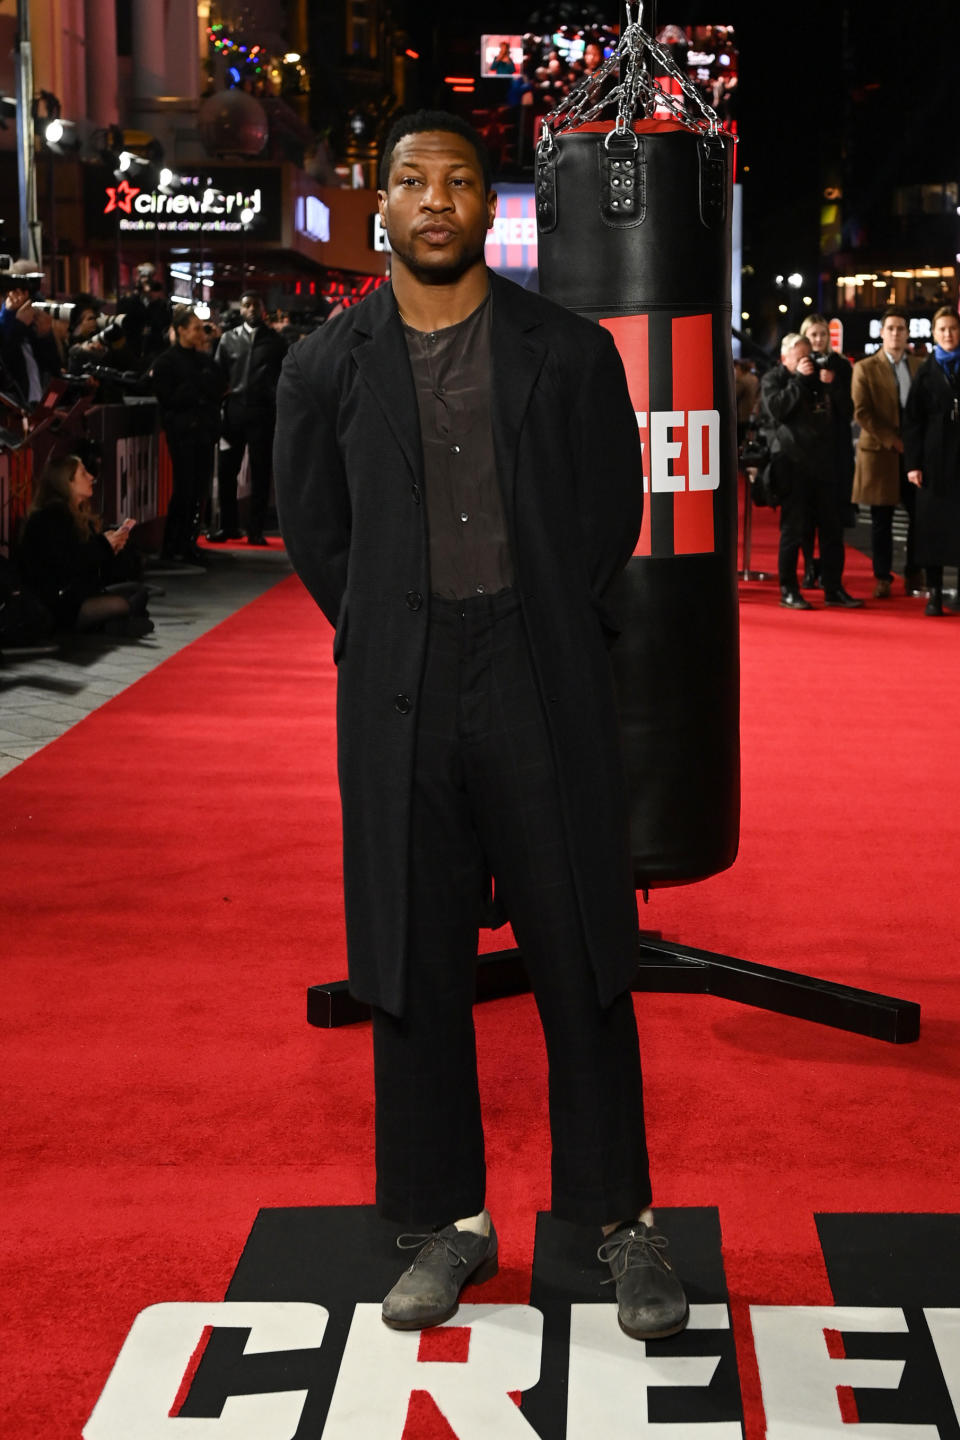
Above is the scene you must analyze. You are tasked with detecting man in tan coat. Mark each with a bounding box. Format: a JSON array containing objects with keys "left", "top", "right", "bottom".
[{"left": 851, "top": 308, "right": 924, "bottom": 597}]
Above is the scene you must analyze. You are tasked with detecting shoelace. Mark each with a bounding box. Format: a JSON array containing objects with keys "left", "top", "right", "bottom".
[
  {"left": 396, "top": 1231, "right": 468, "bottom": 1274},
  {"left": 597, "top": 1226, "right": 670, "bottom": 1283}
]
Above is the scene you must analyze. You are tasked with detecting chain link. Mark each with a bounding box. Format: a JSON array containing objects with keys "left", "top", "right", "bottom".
[{"left": 537, "top": 2, "right": 725, "bottom": 161}]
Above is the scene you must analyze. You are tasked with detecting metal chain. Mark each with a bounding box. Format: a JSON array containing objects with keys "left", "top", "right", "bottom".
[{"left": 537, "top": 2, "right": 723, "bottom": 160}]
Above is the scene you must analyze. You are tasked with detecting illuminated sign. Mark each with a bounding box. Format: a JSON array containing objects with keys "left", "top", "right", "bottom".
[
  {"left": 84, "top": 167, "right": 283, "bottom": 243},
  {"left": 484, "top": 185, "right": 538, "bottom": 276},
  {"left": 370, "top": 189, "right": 538, "bottom": 277},
  {"left": 296, "top": 194, "right": 331, "bottom": 244}
]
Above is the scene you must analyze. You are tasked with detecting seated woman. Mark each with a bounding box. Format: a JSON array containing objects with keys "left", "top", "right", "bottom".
[{"left": 17, "top": 453, "right": 154, "bottom": 637}]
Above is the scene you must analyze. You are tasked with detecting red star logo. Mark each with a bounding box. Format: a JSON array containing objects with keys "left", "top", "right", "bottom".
[{"left": 104, "top": 179, "right": 141, "bottom": 215}]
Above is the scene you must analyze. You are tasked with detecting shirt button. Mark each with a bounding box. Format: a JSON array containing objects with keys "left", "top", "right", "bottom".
[
  {"left": 411, "top": 484, "right": 421, "bottom": 504},
  {"left": 476, "top": 584, "right": 485, "bottom": 594},
  {"left": 405, "top": 590, "right": 422, "bottom": 610},
  {"left": 460, "top": 511, "right": 469, "bottom": 522},
  {"left": 394, "top": 694, "right": 411, "bottom": 714},
  {"left": 450, "top": 444, "right": 460, "bottom": 454},
  {"left": 436, "top": 385, "right": 446, "bottom": 396}
]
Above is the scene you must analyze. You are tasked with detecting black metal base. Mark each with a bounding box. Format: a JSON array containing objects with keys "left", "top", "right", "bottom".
[{"left": 307, "top": 934, "right": 920, "bottom": 1043}]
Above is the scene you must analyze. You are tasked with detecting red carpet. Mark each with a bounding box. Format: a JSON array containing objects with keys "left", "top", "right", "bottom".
[
  {"left": 3, "top": 503, "right": 960, "bottom": 1437},
  {"left": 196, "top": 533, "right": 286, "bottom": 551}
]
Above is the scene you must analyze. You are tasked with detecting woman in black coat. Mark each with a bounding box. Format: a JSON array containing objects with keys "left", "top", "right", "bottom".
[
  {"left": 149, "top": 307, "right": 227, "bottom": 564},
  {"left": 905, "top": 306, "right": 960, "bottom": 616},
  {"left": 17, "top": 454, "right": 153, "bottom": 636}
]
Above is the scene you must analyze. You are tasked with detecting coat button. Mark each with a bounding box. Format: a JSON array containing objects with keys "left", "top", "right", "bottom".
[
  {"left": 411, "top": 484, "right": 421, "bottom": 504},
  {"left": 405, "top": 590, "right": 422, "bottom": 610},
  {"left": 394, "top": 694, "right": 411, "bottom": 714}
]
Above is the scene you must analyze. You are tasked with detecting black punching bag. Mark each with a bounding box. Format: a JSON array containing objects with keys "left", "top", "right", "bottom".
[{"left": 537, "top": 116, "right": 740, "bottom": 887}]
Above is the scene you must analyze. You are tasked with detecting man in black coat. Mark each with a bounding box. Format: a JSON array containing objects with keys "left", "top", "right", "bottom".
[
  {"left": 209, "top": 294, "right": 287, "bottom": 545},
  {"left": 760, "top": 332, "right": 863, "bottom": 609},
  {"left": 274, "top": 110, "right": 688, "bottom": 1340}
]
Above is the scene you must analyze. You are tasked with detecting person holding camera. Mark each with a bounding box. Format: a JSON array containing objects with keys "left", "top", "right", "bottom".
[
  {"left": 760, "top": 332, "right": 863, "bottom": 610},
  {"left": 66, "top": 299, "right": 108, "bottom": 372},
  {"left": 0, "top": 261, "right": 62, "bottom": 408},
  {"left": 150, "top": 307, "right": 227, "bottom": 565},
  {"left": 209, "top": 293, "right": 287, "bottom": 545}
]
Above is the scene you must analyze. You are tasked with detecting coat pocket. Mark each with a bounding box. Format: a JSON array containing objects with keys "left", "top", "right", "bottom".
[{"left": 332, "top": 595, "right": 349, "bottom": 663}]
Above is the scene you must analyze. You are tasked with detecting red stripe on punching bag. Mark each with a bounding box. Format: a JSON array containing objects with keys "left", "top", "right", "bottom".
[
  {"left": 671, "top": 313, "right": 717, "bottom": 556},
  {"left": 599, "top": 314, "right": 651, "bottom": 556}
]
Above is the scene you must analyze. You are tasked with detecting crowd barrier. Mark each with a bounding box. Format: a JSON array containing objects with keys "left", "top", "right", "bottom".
[{"left": 0, "top": 397, "right": 254, "bottom": 557}]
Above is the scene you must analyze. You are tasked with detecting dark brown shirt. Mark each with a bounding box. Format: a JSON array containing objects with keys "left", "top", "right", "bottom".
[{"left": 401, "top": 291, "right": 514, "bottom": 599}]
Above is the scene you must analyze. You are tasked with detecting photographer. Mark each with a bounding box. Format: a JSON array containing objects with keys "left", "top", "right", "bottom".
[
  {"left": 66, "top": 299, "right": 108, "bottom": 372},
  {"left": 149, "top": 307, "right": 227, "bottom": 565},
  {"left": 0, "top": 261, "right": 62, "bottom": 408},
  {"left": 117, "top": 263, "right": 172, "bottom": 367},
  {"left": 760, "top": 332, "right": 862, "bottom": 610}
]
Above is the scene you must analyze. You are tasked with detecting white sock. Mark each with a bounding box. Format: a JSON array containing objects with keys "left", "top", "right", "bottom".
[
  {"left": 454, "top": 1208, "right": 490, "bottom": 1236},
  {"left": 602, "top": 1207, "right": 655, "bottom": 1238}
]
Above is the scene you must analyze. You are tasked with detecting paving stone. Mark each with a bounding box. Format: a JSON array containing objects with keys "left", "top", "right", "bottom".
[
  {"left": 0, "top": 548, "right": 291, "bottom": 777},
  {"left": 0, "top": 714, "right": 65, "bottom": 740}
]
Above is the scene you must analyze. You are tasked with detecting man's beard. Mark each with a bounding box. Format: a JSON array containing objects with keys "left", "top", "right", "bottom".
[{"left": 387, "top": 230, "right": 487, "bottom": 286}]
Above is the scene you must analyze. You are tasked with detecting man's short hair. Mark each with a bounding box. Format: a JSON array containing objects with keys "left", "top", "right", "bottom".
[
  {"left": 780, "top": 332, "right": 807, "bottom": 356},
  {"left": 378, "top": 109, "right": 492, "bottom": 192},
  {"left": 172, "top": 305, "right": 197, "bottom": 331},
  {"left": 799, "top": 313, "right": 828, "bottom": 336},
  {"left": 879, "top": 307, "right": 909, "bottom": 327}
]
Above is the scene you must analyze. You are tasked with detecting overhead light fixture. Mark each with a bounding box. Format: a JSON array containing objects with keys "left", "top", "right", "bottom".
[{"left": 283, "top": 52, "right": 301, "bottom": 63}]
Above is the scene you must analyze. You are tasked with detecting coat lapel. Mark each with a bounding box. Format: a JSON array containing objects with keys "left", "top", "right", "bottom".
[
  {"left": 351, "top": 288, "right": 423, "bottom": 482},
  {"left": 489, "top": 274, "right": 547, "bottom": 510}
]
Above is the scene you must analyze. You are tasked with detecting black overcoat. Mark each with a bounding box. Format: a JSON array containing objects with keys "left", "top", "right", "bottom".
[
  {"left": 903, "top": 355, "right": 960, "bottom": 566},
  {"left": 274, "top": 272, "right": 643, "bottom": 1017}
]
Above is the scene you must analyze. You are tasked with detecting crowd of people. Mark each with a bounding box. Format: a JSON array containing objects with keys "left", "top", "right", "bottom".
[
  {"left": 4, "top": 255, "right": 960, "bottom": 648},
  {"left": 1, "top": 263, "right": 325, "bottom": 649},
  {"left": 744, "top": 306, "right": 960, "bottom": 616}
]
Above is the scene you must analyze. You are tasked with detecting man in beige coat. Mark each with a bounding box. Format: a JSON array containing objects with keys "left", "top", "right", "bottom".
[{"left": 851, "top": 308, "right": 924, "bottom": 597}]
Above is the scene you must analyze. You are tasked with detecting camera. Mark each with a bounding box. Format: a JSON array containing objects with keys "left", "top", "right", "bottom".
[
  {"left": 95, "top": 313, "right": 128, "bottom": 346},
  {"left": 32, "top": 300, "right": 77, "bottom": 323}
]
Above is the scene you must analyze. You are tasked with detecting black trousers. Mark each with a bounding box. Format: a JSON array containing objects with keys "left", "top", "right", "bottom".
[
  {"left": 778, "top": 466, "right": 845, "bottom": 591},
  {"left": 870, "top": 467, "right": 917, "bottom": 580},
  {"left": 372, "top": 589, "right": 651, "bottom": 1230},
  {"left": 163, "top": 437, "right": 215, "bottom": 556},
  {"left": 217, "top": 414, "right": 274, "bottom": 536}
]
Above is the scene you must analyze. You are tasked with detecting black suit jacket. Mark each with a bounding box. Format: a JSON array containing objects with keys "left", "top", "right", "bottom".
[{"left": 274, "top": 272, "right": 643, "bottom": 1015}]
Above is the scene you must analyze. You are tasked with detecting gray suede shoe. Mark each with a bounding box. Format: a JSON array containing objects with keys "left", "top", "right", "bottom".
[
  {"left": 382, "top": 1221, "right": 499, "bottom": 1330},
  {"left": 598, "top": 1221, "right": 689, "bottom": 1340}
]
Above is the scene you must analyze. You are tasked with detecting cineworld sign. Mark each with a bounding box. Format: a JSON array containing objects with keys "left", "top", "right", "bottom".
[{"left": 84, "top": 166, "right": 283, "bottom": 243}]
